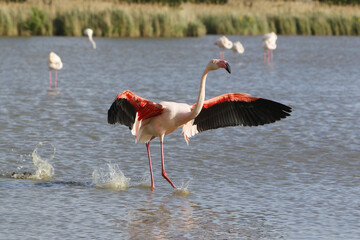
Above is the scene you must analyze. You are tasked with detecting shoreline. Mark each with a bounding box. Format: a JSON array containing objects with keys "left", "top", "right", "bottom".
[{"left": 0, "top": 0, "right": 359, "bottom": 37}]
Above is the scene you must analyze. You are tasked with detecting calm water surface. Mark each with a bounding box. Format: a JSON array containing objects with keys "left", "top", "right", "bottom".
[{"left": 0, "top": 36, "right": 359, "bottom": 239}]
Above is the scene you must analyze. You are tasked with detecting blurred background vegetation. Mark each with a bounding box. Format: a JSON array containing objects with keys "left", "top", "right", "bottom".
[{"left": 0, "top": 0, "right": 359, "bottom": 37}]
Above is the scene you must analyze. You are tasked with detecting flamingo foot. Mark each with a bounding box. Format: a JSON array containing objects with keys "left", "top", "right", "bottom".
[
  {"left": 160, "top": 140, "right": 177, "bottom": 189},
  {"left": 162, "top": 172, "right": 177, "bottom": 189}
]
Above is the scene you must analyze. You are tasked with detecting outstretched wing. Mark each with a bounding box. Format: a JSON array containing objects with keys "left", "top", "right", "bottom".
[
  {"left": 191, "top": 93, "right": 291, "bottom": 133},
  {"left": 108, "top": 90, "right": 164, "bottom": 130}
]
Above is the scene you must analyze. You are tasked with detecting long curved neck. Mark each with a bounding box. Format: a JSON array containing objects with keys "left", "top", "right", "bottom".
[{"left": 185, "top": 68, "right": 209, "bottom": 122}]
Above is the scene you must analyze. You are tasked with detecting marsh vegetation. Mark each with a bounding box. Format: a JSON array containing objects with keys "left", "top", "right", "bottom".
[{"left": 0, "top": 0, "right": 359, "bottom": 36}]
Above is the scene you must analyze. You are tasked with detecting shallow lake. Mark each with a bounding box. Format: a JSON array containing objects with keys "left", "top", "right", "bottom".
[{"left": 0, "top": 35, "right": 359, "bottom": 239}]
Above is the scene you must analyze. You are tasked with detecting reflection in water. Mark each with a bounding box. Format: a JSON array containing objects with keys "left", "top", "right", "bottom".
[
  {"left": 124, "top": 194, "right": 276, "bottom": 239},
  {"left": 126, "top": 195, "right": 205, "bottom": 239}
]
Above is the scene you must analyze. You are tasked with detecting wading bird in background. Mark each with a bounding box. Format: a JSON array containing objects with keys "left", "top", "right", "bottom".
[
  {"left": 262, "top": 32, "right": 277, "bottom": 62},
  {"left": 48, "top": 52, "right": 63, "bottom": 89},
  {"left": 232, "top": 41, "right": 245, "bottom": 61},
  {"left": 83, "top": 28, "right": 96, "bottom": 49},
  {"left": 214, "top": 36, "right": 233, "bottom": 59},
  {"left": 108, "top": 59, "right": 291, "bottom": 190}
]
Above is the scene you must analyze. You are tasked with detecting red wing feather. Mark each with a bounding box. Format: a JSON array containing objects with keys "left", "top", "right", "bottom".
[
  {"left": 201, "top": 93, "right": 260, "bottom": 109},
  {"left": 108, "top": 90, "right": 164, "bottom": 129},
  {"left": 116, "top": 90, "right": 164, "bottom": 121}
]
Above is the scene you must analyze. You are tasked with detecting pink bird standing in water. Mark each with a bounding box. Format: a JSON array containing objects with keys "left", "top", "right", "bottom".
[
  {"left": 214, "top": 36, "right": 233, "bottom": 59},
  {"left": 48, "top": 52, "right": 63, "bottom": 89},
  {"left": 232, "top": 41, "right": 245, "bottom": 62},
  {"left": 262, "top": 32, "right": 277, "bottom": 62},
  {"left": 108, "top": 59, "right": 291, "bottom": 190},
  {"left": 83, "top": 28, "right": 96, "bottom": 49}
]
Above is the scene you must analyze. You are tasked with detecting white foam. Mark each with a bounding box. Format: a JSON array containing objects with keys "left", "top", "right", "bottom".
[
  {"left": 173, "top": 180, "right": 191, "bottom": 196},
  {"left": 92, "top": 163, "right": 130, "bottom": 190},
  {"left": 30, "top": 142, "right": 55, "bottom": 180}
]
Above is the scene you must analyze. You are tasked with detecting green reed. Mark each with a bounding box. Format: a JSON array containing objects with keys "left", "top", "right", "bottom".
[{"left": 0, "top": 6, "right": 360, "bottom": 37}]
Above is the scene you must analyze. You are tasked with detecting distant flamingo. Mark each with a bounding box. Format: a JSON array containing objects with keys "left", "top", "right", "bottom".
[
  {"left": 214, "top": 36, "right": 233, "bottom": 59},
  {"left": 262, "top": 32, "right": 277, "bottom": 62},
  {"left": 83, "top": 28, "right": 96, "bottom": 49},
  {"left": 48, "top": 52, "right": 63, "bottom": 89},
  {"left": 232, "top": 41, "right": 245, "bottom": 61},
  {"left": 108, "top": 59, "right": 291, "bottom": 190}
]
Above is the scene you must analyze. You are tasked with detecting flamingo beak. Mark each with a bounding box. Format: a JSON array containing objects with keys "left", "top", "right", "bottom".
[{"left": 225, "top": 62, "right": 231, "bottom": 74}]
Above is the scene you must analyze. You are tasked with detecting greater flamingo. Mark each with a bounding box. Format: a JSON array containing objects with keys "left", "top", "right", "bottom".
[
  {"left": 232, "top": 41, "right": 245, "bottom": 61},
  {"left": 262, "top": 32, "right": 277, "bottom": 62},
  {"left": 48, "top": 52, "right": 63, "bottom": 89},
  {"left": 108, "top": 59, "right": 291, "bottom": 190},
  {"left": 214, "top": 36, "right": 233, "bottom": 59},
  {"left": 83, "top": 28, "right": 96, "bottom": 49}
]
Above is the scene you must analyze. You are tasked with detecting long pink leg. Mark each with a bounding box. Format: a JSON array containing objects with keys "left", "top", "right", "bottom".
[
  {"left": 160, "top": 141, "right": 177, "bottom": 189},
  {"left": 146, "top": 142, "right": 155, "bottom": 190},
  {"left": 55, "top": 70, "right": 58, "bottom": 89},
  {"left": 220, "top": 49, "right": 224, "bottom": 59},
  {"left": 49, "top": 70, "right": 52, "bottom": 89}
]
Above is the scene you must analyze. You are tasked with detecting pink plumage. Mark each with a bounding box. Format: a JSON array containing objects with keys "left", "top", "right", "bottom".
[{"left": 108, "top": 59, "right": 291, "bottom": 190}]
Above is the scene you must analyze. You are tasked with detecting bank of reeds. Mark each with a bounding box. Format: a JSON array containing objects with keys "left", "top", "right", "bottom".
[
  {"left": 0, "top": 0, "right": 360, "bottom": 36},
  {"left": 200, "top": 13, "right": 360, "bottom": 35},
  {"left": 0, "top": 7, "right": 207, "bottom": 37}
]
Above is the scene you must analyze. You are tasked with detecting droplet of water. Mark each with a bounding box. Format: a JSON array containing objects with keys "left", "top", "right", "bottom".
[
  {"left": 92, "top": 163, "right": 130, "bottom": 190},
  {"left": 173, "top": 180, "right": 191, "bottom": 196},
  {"left": 30, "top": 142, "right": 55, "bottom": 180}
]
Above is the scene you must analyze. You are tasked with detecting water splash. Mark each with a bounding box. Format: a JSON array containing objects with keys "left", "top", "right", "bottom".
[
  {"left": 47, "top": 89, "right": 60, "bottom": 95},
  {"left": 10, "top": 142, "right": 55, "bottom": 180},
  {"left": 173, "top": 180, "right": 191, "bottom": 196},
  {"left": 30, "top": 142, "right": 55, "bottom": 180},
  {"left": 92, "top": 163, "right": 130, "bottom": 190}
]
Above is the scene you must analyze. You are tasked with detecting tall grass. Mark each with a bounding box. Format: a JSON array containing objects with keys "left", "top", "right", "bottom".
[
  {"left": 200, "top": 13, "right": 360, "bottom": 35},
  {"left": 0, "top": 0, "right": 359, "bottom": 36}
]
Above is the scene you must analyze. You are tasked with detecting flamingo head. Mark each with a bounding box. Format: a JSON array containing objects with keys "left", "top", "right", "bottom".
[{"left": 207, "top": 59, "right": 231, "bottom": 74}]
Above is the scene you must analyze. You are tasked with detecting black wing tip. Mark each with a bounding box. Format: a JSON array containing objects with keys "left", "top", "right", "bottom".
[
  {"left": 107, "top": 98, "right": 136, "bottom": 129},
  {"left": 255, "top": 98, "right": 292, "bottom": 124},
  {"left": 107, "top": 101, "right": 118, "bottom": 124},
  {"left": 225, "top": 62, "right": 231, "bottom": 73}
]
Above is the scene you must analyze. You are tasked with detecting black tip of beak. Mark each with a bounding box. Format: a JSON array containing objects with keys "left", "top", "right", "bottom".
[{"left": 225, "top": 62, "right": 231, "bottom": 74}]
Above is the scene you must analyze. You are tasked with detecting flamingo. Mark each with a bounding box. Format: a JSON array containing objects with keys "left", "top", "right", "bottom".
[
  {"left": 108, "top": 59, "right": 291, "bottom": 190},
  {"left": 83, "top": 28, "right": 96, "bottom": 49},
  {"left": 262, "top": 32, "right": 277, "bottom": 62},
  {"left": 48, "top": 52, "right": 63, "bottom": 89},
  {"left": 214, "top": 36, "right": 233, "bottom": 59},
  {"left": 232, "top": 41, "right": 245, "bottom": 62}
]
